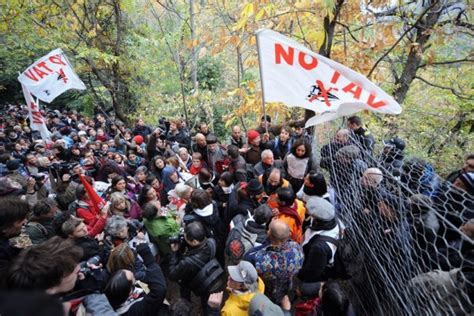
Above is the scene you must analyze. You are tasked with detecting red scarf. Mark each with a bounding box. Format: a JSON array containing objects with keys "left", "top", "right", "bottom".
[
  {"left": 278, "top": 202, "right": 302, "bottom": 227},
  {"left": 189, "top": 163, "right": 203, "bottom": 175}
]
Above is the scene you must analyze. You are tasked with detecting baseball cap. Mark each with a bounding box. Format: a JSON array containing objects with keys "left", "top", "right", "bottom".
[{"left": 227, "top": 260, "right": 258, "bottom": 285}]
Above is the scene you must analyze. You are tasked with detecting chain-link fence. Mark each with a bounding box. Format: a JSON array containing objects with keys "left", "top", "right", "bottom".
[{"left": 315, "top": 122, "right": 473, "bottom": 315}]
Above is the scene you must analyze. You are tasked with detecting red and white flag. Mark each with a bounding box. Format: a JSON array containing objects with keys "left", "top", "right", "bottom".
[
  {"left": 18, "top": 48, "right": 86, "bottom": 103},
  {"left": 21, "top": 83, "right": 51, "bottom": 140},
  {"left": 256, "top": 29, "right": 402, "bottom": 126}
]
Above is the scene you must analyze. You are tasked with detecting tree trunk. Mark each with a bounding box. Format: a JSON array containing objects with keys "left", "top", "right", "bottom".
[
  {"left": 305, "top": 0, "right": 345, "bottom": 125},
  {"left": 189, "top": 0, "right": 198, "bottom": 92},
  {"left": 392, "top": 0, "right": 444, "bottom": 104}
]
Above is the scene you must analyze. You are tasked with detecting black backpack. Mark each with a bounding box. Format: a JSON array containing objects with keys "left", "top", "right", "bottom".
[
  {"left": 184, "top": 238, "right": 225, "bottom": 295},
  {"left": 225, "top": 214, "right": 258, "bottom": 264},
  {"left": 313, "top": 225, "right": 354, "bottom": 280}
]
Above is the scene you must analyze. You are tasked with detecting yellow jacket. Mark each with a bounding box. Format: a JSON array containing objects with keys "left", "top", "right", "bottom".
[{"left": 221, "top": 278, "right": 265, "bottom": 316}]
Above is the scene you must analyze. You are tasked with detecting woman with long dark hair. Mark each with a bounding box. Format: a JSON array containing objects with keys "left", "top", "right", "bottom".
[{"left": 284, "top": 138, "right": 312, "bottom": 192}]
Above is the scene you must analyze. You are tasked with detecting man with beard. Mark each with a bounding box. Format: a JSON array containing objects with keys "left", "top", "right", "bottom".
[
  {"left": 227, "top": 125, "right": 247, "bottom": 150},
  {"left": 206, "top": 134, "right": 228, "bottom": 175},
  {"left": 260, "top": 167, "right": 291, "bottom": 209}
]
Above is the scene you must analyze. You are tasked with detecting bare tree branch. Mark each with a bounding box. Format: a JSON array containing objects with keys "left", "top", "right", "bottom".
[
  {"left": 336, "top": 21, "right": 360, "bottom": 42},
  {"left": 414, "top": 75, "right": 474, "bottom": 100},
  {"left": 455, "top": 20, "right": 474, "bottom": 31},
  {"left": 367, "top": 1, "right": 437, "bottom": 78},
  {"left": 418, "top": 57, "right": 474, "bottom": 68}
]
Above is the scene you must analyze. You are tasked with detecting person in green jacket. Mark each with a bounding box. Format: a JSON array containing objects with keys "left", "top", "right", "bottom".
[{"left": 142, "top": 201, "right": 180, "bottom": 257}]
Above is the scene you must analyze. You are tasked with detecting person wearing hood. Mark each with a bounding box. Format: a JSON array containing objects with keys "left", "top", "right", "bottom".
[
  {"left": 298, "top": 197, "right": 342, "bottom": 283},
  {"left": 184, "top": 189, "right": 226, "bottom": 253},
  {"left": 161, "top": 165, "right": 181, "bottom": 194},
  {"left": 225, "top": 204, "right": 273, "bottom": 265},
  {"left": 219, "top": 261, "right": 266, "bottom": 316}
]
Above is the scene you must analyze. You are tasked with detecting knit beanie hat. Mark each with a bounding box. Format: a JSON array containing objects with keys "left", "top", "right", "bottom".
[
  {"left": 246, "top": 179, "right": 264, "bottom": 196},
  {"left": 306, "top": 197, "right": 335, "bottom": 222},
  {"left": 133, "top": 135, "right": 144, "bottom": 145},
  {"left": 247, "top": 130, "right": 260, "bottom": 144}
]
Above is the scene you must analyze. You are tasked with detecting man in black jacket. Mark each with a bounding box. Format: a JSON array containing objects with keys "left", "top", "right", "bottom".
[
  {"left": 347, "top": 115, "right": 375, "bottom": 155},
  {"left": 169, "top": 221, "right": 219, "bottom": 313},
  {"left": 298, "top": 197, "right": 342, "bottom": 284}
]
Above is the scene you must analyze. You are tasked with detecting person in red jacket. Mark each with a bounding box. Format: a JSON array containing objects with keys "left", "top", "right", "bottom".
[{"left": 74, "top": 183, "right": 108, "bottom": 237}]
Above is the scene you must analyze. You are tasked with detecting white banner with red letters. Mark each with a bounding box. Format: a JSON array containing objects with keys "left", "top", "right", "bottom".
[
  {"left": 21, "top": 83, "right": 51, "bottom": 140},
  {"left": 18, "top": 48, "right": 86, "bottom": 103},
  {"left": 256, "top": 29, "right": 402, "bottom": 127}
]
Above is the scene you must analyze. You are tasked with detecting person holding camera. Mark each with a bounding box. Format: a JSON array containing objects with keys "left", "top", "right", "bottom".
[
  {"left": 104, "top": 241, "right": 168, "bottom": 315},
  {"left": 168, "top": 221, "right": 225, "bottom": 314},
  {"left": 147, "top": 128, "right": 175, "bottom": 159}
]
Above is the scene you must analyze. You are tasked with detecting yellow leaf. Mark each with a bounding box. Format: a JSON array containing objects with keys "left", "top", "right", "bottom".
[
  {"left": 241, "top": 3, "right": 254, "bottom": 18},
  {"left": 235, "top": 16, "right": 248, "bottom": 31},
  {"left": 255, "top": 8, "right": 265, "bottom": 21},
  {"left": 306, "top": 29, "right": 326, "bottom": 47},
  {"left": 247, "top": 81, "right": 256, "bottom": 90}
]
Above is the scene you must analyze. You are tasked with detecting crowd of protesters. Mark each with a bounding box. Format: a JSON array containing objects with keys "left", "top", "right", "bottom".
[{"left": 0, "top": 103, "right": 472, "bottom": 316}]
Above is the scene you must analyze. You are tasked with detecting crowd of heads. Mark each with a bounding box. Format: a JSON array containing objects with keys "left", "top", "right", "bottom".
[{"left": 0, "top": 103, "right": 472, "bottom": 315}]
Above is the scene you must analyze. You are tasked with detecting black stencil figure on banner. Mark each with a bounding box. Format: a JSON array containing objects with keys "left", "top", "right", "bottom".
[
  {"left": 307, "top": 79, "right": 339, "bottom": 107},
  {"left": 56, "top": 68, "right": 68, "bottom": 84}
]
